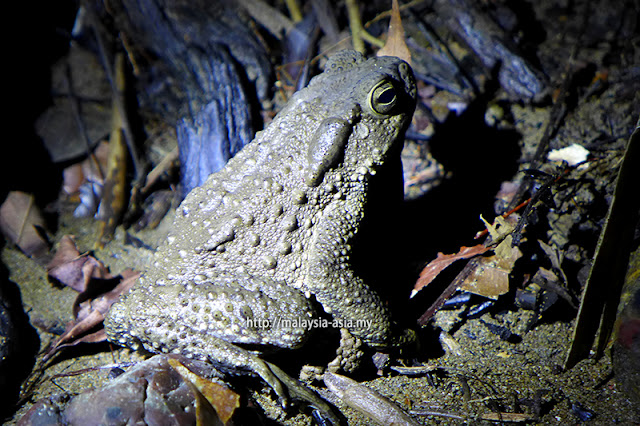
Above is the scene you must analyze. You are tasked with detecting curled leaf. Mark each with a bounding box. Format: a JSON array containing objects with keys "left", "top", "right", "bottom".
[
  {"left": 44, "top": 270, "right": 139, "bottom": 361},
  {"left": 47, "top": 235, "right": 110, "bottom": 292}
]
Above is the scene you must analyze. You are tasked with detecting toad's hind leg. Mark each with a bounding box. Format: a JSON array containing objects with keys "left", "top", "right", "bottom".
[{"left": 105, "top": 273, "right": 316, "bottom": 405}]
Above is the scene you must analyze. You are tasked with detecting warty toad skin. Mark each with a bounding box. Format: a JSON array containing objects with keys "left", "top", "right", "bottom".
[{"left": 104, "top": 50, "right": 418, "bottom": 401}]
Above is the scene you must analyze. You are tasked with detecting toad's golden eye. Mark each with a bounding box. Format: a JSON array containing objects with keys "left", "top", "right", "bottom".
[{"left": 369, "top": 80, "right": 397, "bottom": 115}]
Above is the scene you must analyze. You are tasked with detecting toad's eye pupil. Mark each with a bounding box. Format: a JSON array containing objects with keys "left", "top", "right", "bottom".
[{"left": 376, "top": 87, "right": 395, "bottom": 104}]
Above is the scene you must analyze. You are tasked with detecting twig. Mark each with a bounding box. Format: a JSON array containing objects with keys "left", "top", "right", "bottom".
[
  {"left": 85, "top": 6, "right": 145, "bottom": 187},
  {"left": 418, "top": 268, "right": 467, "bottom": 324},
  {"left": 410, "top": 409, "right": 464, "bottom": 420},
  {"left": 141, "top": 146, "right": 179, "bottom": 194},
  {"left": 345, "top": 0, "right": 365, "bottom": 52},
  {"left": 360, "top": 28, "right": 385, "bottom": 48},
  {"left": 236, "top": 0, "right": 294, "bottom": 39},
  {"left": 284, "top": 0, "right": 303, "bottom": 23},
  {"left": 368, "top": 0, "right": 426, "bottom": 24},
  {"left": 63, "top": 64, "right": 105, "bottom": 185},
  {"left": 345, "top": 0, "right": 385, "bottom": 51}
]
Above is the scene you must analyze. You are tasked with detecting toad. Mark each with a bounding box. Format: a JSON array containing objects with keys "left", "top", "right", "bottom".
[{"left": 105, "top": 50, "right": 417, "bottom": 403}]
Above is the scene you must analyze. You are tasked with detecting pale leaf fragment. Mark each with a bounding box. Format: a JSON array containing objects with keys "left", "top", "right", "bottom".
[
  {"left": 547, "top": 143, "right": 590, "bottom": 166},
  {"left": 481, "top": 411, "right": 535, "bottom": 422}
]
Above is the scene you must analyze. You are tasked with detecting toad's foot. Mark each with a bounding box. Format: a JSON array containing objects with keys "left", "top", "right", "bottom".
[
  {"left": 266, "top": 361, "right": 341, "bottom": 425},
  {"left": 328, "top": 328, "right": 365, "bottom": 374},
  {"left": 179, "top": 337, "right": 290, "bottom": 407}
]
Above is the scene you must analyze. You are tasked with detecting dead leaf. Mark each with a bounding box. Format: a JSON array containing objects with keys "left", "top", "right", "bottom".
[
  {"left": 45, "top": 235, "right": 140, "bottom": 360},
  {"left": 44, "top": 270, "right": 139, "bottom": 361},
  {"left": 458, "top": 237, "right": 522, "bottom": 299},
  {"left": 46, "top": 329, "right": 109, "bottom": 357},
  {"left": 532, "top": 267, "right": 576, "bottom": 309},
  {"left": 412, "top": 245, "right": 491, "bottom": 298},
  {"left": 537, "top": 266, "right": 558, "bottom": 283},
  {"left": 459, "top": 261, "right": 509, "bottom": 299},
  {"left": 459, "top": 235, "right": 522, "bottom": 299},
  {"left": 565, "top": 118, "right": 640, "bottom": 368},
  {"left": 47, "top": 235, "right": 81, "bottom": 268},
  {"left": 480, "top": 214, "right": 516, "bottom": 243},
  {"left": 62, "top": 164, "right": 86, "bottom": 197},
  {"left": 47, "top": 235, "right": 110, "bottom": 292},
  {"left": 35, "top": 45, "right": 112, "bottom": 163},
  {"left": 0, "top": 191, "right": 49, "bottom": 259},
  {"left": 377, "top": 0, "right": 411, "bottom": 63},
  {"left": 168, "top": 358, "right": 240, "bottom": 425},
  {"left": 475, "top": 206, "right": 526, "bottom": 240},
  {"left": 538, "top": 240, "right": 560, "bottom": 268}
]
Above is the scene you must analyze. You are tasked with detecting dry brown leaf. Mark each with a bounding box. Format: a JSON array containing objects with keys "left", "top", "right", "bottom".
[
  {"left": 35, "top": 45, "right": 112, "bottom": 163},
  {"left": 413, "top": 215, "right": 522, "bottom": 300},
  {"left": 412, "top": 245, "right": 491, "bottom": 298},
  {"left": 538, "top": 239, "right": 569, "bottom": 283},
  {"left": 475, "top": 209, "right": 522, "bottom": 240},
  {"left": 168, "top": 358, "right": 240, "bottom": 425},
  {"left": 62, "top": 163, "right": 86, "bottom": 197},
  {"left": 74, "top": 269, "right": 138, "bottom": 318},
  {"left": 377, "top": 0, "right": 411, "bottom": 63},
  {"left": 45, "top": 325, "right": 109, "bottom": 359},
  {"left": 47, "top": 235, "right": 81, "bottom": 267},
  {"left": 459, "top": 236, "right": 522, "bottom": 299},
  {"left": 44, "top": 270, "right": 139, "bottom": 361},
  {"left": 47, "top": 235, "right": 110, "bottom": 292},
  {"left": 480, "top": 214, "right": 517, "bottom": 243},
  {"left": 0, "top": 191, "right": 49, "bottom": 259},
  {"left": 537, "top": 266, "right": 559, "bottom": 282},
  {"left": 45, "top": 235, "right": 140, "bottom": 361}
]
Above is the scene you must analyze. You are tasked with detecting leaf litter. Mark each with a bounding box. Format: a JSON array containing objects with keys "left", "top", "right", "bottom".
[{"left": 43, "top": 235, "right": 139, "bottom": 361}]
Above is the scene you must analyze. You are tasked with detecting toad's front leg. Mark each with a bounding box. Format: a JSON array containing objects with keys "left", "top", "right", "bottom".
[{"left": 305, "top": 199, "right": 393, "bottom": 349}]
